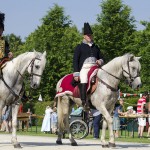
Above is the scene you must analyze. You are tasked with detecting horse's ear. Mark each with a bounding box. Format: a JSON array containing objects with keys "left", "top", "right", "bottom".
[
  {"left": 128, "top": 54, "right": 134, "bottom": 62},
  {"left": 33, "top": 49, "right": 36, "bottom": 52},
  {"left": 136, "top": 57, "right": 141, "bottom": 60},
  {"left": 43, "top": 51, "right": 47, "bottom": 57}
]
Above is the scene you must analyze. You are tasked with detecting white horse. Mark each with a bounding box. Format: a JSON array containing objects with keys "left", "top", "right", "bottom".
[
  {"left": 0, "top": 51, "right": 46, "bottom": 148},
  {"left": 55, "top": 53, "right": 141, "bottom": 147}
]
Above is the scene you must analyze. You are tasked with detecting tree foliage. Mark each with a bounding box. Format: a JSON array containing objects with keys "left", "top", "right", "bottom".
[
  {"left": 20, "top": 4, "right": 81, "bottom": 101},
  {"left": 93, "top": 0, "right": 136, "bottom": 62}
]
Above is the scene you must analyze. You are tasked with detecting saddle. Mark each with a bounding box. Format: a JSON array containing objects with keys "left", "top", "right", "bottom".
[
  {"left": 73, "top": 76, "right": 98, "bottom": 98},
  {"left": 55, "top": 66, "right": 99, "bottom": 99}
]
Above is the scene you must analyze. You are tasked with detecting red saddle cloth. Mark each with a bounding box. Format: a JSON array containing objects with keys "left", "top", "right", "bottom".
[{"left": 55, "top": 66, "right": 98, "bottom": 98}]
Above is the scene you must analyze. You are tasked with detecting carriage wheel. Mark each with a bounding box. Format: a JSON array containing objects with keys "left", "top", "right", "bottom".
[{"left": 69, "top": 119, "right": 89, "bottom": 139}]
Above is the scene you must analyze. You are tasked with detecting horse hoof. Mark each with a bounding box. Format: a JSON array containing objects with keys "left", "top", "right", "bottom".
[
  {"left": 14, "top": 143, "right": 22, "bottom": 148},
  {"left": 102, "top": 144, "right": 109, "bottom": 148},
  {"left": 71, "top": 142, "right": 78, "bottom": 146},
  {"left": 109, "top": 142, "right": 116, "bottom": 147},
  {"left": 56, "top": 140, "right": 62, "bottom": 145}
]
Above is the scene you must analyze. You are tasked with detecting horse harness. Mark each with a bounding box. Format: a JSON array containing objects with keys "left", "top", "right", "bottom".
[{"left": 97, "top": 60, "right": 140, "bottom": 92}]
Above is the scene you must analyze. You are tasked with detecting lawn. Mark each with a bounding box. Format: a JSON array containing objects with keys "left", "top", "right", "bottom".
[{"left": 0, "top": 126, "right": 149, "bottom": 144}]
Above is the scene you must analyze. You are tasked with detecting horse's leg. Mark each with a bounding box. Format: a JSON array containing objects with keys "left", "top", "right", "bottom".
[
  {"left": 108, "top": 107, "right": 116, "bottom": 147},
  {"left": 66, "top": 101, "right": 77, "bottom": 146},
  {"left": 56, "top": 96, "right": 64, "bottom": 144},
  {"left": 97, "top": 105, "right": 115, "bottom": 147},
  {"left": 0, "top": 106, "right": 3, "bottom": 125},
  {"left": 56, "top": 96, "right": 77, "bottom": 146},
  {"left": 11, "top": 104, "right": 22, "bottom": 148},
  {"left": 0, "top": 102, "right": 5, "bottom": 125},
  {"left": 101, "top": 118, "right": 109, "bottom": 148}
]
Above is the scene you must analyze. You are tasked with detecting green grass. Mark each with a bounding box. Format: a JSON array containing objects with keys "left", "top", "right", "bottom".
[{"left": 0, "top": 126, "right": 150, "bottom": 144}]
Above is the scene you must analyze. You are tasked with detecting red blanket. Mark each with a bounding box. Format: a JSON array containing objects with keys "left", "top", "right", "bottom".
[{"left": 55, "top": 66, "right": 98, "bottom": 98}]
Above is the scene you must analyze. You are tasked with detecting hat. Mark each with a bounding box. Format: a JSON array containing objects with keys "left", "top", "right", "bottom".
[
  {"left": 0, "top": 12, "right": 5, "bottom": 30},
  {"left": 83, "top": 22, "right": 93, "bottom": 35},
  {"left": 127, "top": 106, "right": 133, "bottom": 110}
]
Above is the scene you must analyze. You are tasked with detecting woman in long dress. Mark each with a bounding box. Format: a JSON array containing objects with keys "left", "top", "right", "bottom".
[{"left": 41, "top": 106, "right": 53, "bottom": 133}]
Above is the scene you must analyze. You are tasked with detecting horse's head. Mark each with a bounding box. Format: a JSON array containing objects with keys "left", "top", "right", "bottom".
[
  {"left": 28, "top": 51, "right": 46, "bottom": 89},
  {"left": 122, "top": 54, "right": 142, "bottom": 89}
]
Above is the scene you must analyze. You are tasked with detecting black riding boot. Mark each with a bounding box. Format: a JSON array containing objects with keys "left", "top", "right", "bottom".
[{"left": 79, "top": 83, "right": 90, "bottom": 111}]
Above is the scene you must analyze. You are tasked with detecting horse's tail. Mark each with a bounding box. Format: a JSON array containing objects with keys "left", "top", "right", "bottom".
[
  {"left": 57, "top": 96, "right": 65, "bottom": 130},
  {"left": 57, "top": 96, "right": 71, "bottom": 133}
]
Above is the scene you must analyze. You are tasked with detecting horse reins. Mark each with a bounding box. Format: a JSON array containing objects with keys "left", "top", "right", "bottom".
[
  {"left": 0, "top": 68, "right": 20, "bottom": 99},
  {"left": 100, "top": 68, "right": 121, "bottom": 80},
  {"left": 99, "top": 60, "right": 140, "bottom": 91}
]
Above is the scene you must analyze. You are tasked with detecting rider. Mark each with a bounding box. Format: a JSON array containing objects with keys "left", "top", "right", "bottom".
[
  {"left": 0, "top": 12, "right": 13, "bottom": 63},
  {"left": 73, "top": 22, "right": 104, "bottom": 110}
]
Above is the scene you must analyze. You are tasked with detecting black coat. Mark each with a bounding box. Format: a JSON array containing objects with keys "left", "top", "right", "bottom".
[{"left": 73, "top": 43, "right": 103, "bottom": 72}]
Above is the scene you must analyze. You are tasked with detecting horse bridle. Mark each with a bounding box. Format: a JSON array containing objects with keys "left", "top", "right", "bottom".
[
  {"left": 0, "top": 57, "right": 42, "bottom": 100},
  {"left": 99, "top": 60, "right": 140, "bottom": 90},
  {"left": 122, "top": 60, "right": 140, "bottom": 85},
  {"left": 28, "top": 57, "right": 42, "bottom": 79}
]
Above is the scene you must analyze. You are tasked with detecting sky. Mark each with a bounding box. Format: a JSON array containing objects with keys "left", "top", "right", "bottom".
[{"left": 1, "top": 0, "right": 150, "bottom": 41}]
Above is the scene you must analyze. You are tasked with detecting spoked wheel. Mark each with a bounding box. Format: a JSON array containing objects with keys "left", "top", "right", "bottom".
[{"left": 69, "top": 119, "right": 89, "bottom": 139}]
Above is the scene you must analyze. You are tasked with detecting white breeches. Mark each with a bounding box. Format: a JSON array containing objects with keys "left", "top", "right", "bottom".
[{"left": 80, "top": 64, "right": 96, "bottom": 83}]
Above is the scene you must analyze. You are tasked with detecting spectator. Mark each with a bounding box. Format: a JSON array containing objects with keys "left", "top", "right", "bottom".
[
  {"left": 18, "top": 103, "right": 23, "bottom": 114},
  {"left": 137, "top": 91, "right": 148, "bottom": 138},
  {"left": 91, "top": 108, "right": 102, "bottom": 139},
  {"left": 41, "top": 106, "right": 53, "bottom": 133},
  {"left": 26, "top": 108, "right": 32, "bottom": 127},
  {"left": 113, "top": 98, "right": 124, "bottom": 138},
  {"left": 1, "top": 105, "right": 12, "bottom": 132},
  {"left": 125, "top": 106, "right": 136, "bottom": 115},
  {"left": 124, "top": 106, "right": 136, "bottom": 137},
  {"left": 147, "top": 102, "right": 150, "bottom": 138},
  {"left": 51, "top": 107, "right": 58, "bottom": 134},
  {"left": 17, "top": 103, "right": 23, "bottom": 130},
  {"left": 70, "top": 106, "right": 83, "bottom": 116}
]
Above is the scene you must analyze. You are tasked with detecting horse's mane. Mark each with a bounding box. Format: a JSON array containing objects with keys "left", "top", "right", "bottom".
[
  {"left": 104, "top": 53, "right": 134, "bottom": 67},
  {"left": 15, "top": 51, "right": 42, "bottom": 59}
]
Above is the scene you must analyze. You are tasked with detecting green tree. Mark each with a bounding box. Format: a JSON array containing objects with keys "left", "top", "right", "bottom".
[
  {"left": 131, "top": 22, "right": 150, "bottom": 92},
  {"left": 4, "top": 34, "right": 24, "bottom": 56},
  {"left": 93, "top": 0, "right": 136, "bottom": 62},
  {"left": 22, "top": 4, "right": 81, "bottom": 101}
]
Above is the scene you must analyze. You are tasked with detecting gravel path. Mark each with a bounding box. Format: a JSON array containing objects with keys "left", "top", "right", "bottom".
[{"left": 0, "top": 134, "right": 150, "bottom": 150}]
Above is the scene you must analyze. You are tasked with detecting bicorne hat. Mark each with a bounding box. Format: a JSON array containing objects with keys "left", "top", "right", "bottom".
[
  {"left": 0, "top": 12, "right": 5, "bottom": 30},
  {"left": 83, "top": 22, "right": 93, "bottom": 35}
]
